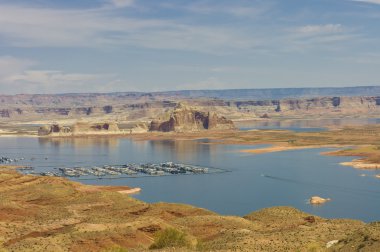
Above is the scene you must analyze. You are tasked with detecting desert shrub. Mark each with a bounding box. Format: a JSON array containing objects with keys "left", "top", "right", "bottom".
[
  {"left": 101, "top": 246, "right": 128, "bottom": 252},
  {"left": 195, "top": 240, "right": 209, "bottom": 251},
  {"left": 358, "top": 243, "right": 366, "bottom": 250},
  {"left": 0, "top": 197, "right": 19, "bottom": 209},
  {"left": 149, "top": 228, "right": 190, "bottom": 250},
  {"left": 304, "top": 242, "right": 325, "bottom": 252}
]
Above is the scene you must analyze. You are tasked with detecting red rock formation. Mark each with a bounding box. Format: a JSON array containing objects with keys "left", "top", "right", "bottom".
[
  {"left": 149, "top": 103, "right": 235, "bottom": 132},
  {"left": 38, "top": 122, "right": 119, "bottom": 136}
]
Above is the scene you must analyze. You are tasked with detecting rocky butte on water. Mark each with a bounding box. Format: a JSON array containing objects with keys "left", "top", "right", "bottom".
[
  {"left": 309, "top": 196, "right": 331, "bottom": 205},
  {"left": 38, "top": 122, "right": 120, "bottom": 136},
  {"left": 149, "top": 103, "right": 236, "bottom": 132}
]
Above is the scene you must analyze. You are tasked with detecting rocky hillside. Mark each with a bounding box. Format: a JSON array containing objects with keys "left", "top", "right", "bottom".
[
  {"left": 149, "top": 103, "right": 236, "bottom": 132},
  {"left": 1, "top": 166, "right": 379, "bottom": 251}
]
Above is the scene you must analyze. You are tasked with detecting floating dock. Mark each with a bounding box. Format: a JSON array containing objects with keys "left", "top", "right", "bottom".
[{"left": 28, "top": 162, "right": 222, "bottom": 179}]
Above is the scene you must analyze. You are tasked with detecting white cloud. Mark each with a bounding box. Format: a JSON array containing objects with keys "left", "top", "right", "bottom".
[
  {"left": 296, "top": 24, "right": 343, "bottom": 35},
  {"left": 352, "top": 0, "right": 380, "bottom": 5},
  {"left": 176, "top": 77, "right": 232, "bottom": 90},
  {"left": 0, "top": 56, "right": 37, "bottom": 77},
  {"left": 108, "top": 0, "right": 135, "bottom": 8},
  {"left": 6, "top": 70, "right": 99, "bottom": 84},
  {"left": 273, "top": 24, "right": 360, "bottom": 53},
  {"left": 0, "top": 56, "right": 120, "bottom": 94},
  {"left": 0, "top": 2, "right": 358, "bottom": 56},
  {"left": 0, "top": 3, "right": 261, "bottom": 54},
  {"left": 159, "top": 1, "right": 273, "bottom": 19},
  {"left": 0, "top": 4, "right": 171, "bottom": 48},
  {"left": 2, "top": 70, "right": 115, "bottom": 94},
  {"left": 183, "top": 3, "right": 266, "bottom": 18},
  {"left": 335, "top": 52, "right": 380, "bottom": 64},
  {"left": 284, "top": 24, "right": 352, "bottom": 50}
]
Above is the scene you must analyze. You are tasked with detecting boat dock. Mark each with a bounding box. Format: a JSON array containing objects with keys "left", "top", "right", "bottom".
[{"left": 34, "top": 162, "right": 214, "bottom": 178}]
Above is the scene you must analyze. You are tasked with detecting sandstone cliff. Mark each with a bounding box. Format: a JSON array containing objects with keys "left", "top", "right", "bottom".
[
  {"left": 149, "top": 103, "right": 235, "bottom": 132},
  {"left": 38, "top": 122, "right": 120, "bottom": 136},
  {"left": 2, "top": 93, "right": 380, "bottom": 122},
  {"left": 129, "top": 123, "right": 149, "bottom": 133}
]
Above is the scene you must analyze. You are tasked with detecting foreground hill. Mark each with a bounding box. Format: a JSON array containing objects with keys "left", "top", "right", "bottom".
[{"left": 0, "top": 166, "right": 379, "bottom": 251}]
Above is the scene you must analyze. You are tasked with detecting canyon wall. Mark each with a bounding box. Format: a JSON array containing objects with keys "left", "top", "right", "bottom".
[{"left": 2, "top": 94, "right": 380, "bottom": 121}]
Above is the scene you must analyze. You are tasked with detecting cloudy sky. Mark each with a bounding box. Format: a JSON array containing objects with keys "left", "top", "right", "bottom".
[{"left": 0, "top": 0, "right": 380, "bottom": 94}]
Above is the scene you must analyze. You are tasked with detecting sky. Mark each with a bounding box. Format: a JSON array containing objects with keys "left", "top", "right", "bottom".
[{"left": 0, "top": 0, "right": 380, "bottom": 94}]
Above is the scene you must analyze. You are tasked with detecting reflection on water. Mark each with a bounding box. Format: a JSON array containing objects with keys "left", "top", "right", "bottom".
[
  {"left": 38, "top": 137, "right": 120, "bottom": 150},
  {"left": 148, "top": 140, "right": 216, "bottom": 164},
  {"left": 1, "top": 136, "right": 380, "bottom": 222},
  {"left": 236, "top": 118, "right": 380, "bottom": 131},
  {"left": 37, "top": 137, "right": 217, "bottom": 164}
]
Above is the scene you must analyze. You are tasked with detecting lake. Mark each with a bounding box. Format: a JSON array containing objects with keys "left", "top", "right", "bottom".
[
  {"left": 235, "top": 117, "right": 380, "bottom": 132},
  {"left": 1, "top": 135, "right": 380, "bottom": 222}
]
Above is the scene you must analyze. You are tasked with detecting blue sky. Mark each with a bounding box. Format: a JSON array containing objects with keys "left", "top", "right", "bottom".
[{"left": 0, "top": 0, "right": 380, "bottom": 94}]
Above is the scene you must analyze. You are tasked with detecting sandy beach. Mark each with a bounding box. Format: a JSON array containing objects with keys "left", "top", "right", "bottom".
[{"left": 340, "top": 160, "right": 380, "bottom": 170}]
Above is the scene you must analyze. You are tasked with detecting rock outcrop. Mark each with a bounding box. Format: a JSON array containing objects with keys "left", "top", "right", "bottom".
[
  {"left": 129, "top": 123, "right": 149, "bottom": 133},
  {"left": 309, "top": 196, "right": 331, "bottom": 205},
  {"left": 38, "top": 122, "right": 120, "bottom": 136},
  {"left": 149, "top": 103, "right": 235, "bottom": 132},
  {"left": 38, "top": 124, "right": 72, "bottom": 136}
]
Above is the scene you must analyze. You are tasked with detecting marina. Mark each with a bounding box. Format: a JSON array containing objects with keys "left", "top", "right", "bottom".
[
  {"left": 0, "top": 156, "right": 25, "bottom": 164},
  {"left": 19, "top": 162, "right": 222, "bottom": 179}
]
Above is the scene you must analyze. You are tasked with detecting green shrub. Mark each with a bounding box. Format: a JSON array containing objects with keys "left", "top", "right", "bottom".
[{"left": 149, "top": 228, "right": 190, "bottom": 250}]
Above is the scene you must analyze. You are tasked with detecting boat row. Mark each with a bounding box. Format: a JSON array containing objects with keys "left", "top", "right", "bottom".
[
  {"left": 0, "top": 156, "right": 25, "bottom": 164},
  {"left": 52, "top": 162, "right": 209, "bottom": 178}
]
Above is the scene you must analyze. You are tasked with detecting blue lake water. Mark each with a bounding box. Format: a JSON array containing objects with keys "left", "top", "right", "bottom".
[
  {"left": 236, "top": 118, "right": 380, "bottom": 132},
  {"left": 1, "top": 136, "right": 380, "bottom": 222}
]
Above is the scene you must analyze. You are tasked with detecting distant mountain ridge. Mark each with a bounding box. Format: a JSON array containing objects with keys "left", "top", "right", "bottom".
[
  {"left": 1, "top": 86, "right": 380, "bottom": 121},
  {"left": 158, "top": 86, "right": 380, "bottom": 100},
  {"left": 2, "top": 86, "right": 379, "bottom": 102}
]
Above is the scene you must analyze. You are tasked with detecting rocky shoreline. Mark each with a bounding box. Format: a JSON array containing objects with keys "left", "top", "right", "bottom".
[
  {"left": 340, "top": 159, "right": 380, "bottom": 169},
  {"left": 1, "top": 165, "right": 379, "bottom": 251}
]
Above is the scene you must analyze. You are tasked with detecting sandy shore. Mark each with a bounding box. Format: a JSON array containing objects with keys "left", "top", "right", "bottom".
[
  {"left": 340, "top": 159, "right": 380, "bottom": 170},
  {"left": 240, "top": 144, "right": 343, "bottom": 154},
  {"left": 240, "top": 144, "right": 380, "bottom": 171},
  {"left": 0, "top": 165, "right": 27, "bottom": 169},
  {"left": 0, "top": 134, "right": 38, "bottom": 138},
  {"left": 0, "top": 165, "right": 142, "bottom": 195},
  {"left": 241, "top": 145, "right": 317, "bottom": 154},
  {"left": 80, "top": 185, "right": 142, "bottom": 195},
  {"left": 117, "top": 188, "right": 142, "bottom": 194}
]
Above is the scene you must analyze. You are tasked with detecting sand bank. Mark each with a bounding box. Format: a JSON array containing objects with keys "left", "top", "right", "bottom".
[
  {"left": 240, "top": 144, "right": 343, "bottom": 154},
  {"left": 117, "top": 188, "right": 142, "bottom": 194},
  {"left": 340, "top": 159, "right": 380, "bottom": 170},
  {"left": 241, "top": 145, "right": 316, "bottom": 154}
]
